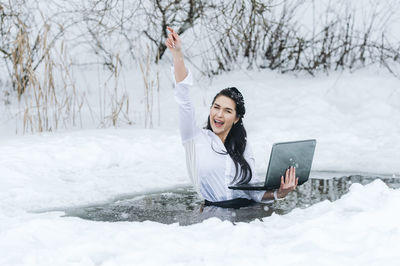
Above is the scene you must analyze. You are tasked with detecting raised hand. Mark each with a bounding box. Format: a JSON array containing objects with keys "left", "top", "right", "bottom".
[
  {"left": 165, "top": 26, "right": 182, "bottom": 52},
  {"left": 277, "top": 166, "right": 298, "bottom": 199},
  {"left": 165, "top": 26, "right": 187, "bottom": 83}
]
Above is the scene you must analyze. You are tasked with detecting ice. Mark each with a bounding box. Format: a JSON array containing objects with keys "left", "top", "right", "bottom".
[{"left": 0, "top": 60, "right": 400, "bottom": 265}]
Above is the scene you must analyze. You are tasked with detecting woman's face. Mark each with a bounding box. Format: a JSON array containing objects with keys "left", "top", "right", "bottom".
[{"left": 210, "top": 95, "right": 239, "bottom": 141}]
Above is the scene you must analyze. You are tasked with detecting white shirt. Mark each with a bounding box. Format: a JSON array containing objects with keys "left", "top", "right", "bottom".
[{"left": 173, "top": 68, "right": 266, "bottom": 203}]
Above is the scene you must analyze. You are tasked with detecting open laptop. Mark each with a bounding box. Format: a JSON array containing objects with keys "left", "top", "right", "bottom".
[{"left": 228, "top": 139, "right": 316, "bottom": 190}]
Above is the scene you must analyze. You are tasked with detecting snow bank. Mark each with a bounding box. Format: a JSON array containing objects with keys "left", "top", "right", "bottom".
[
  {"left": 0, "top": 128, "right": 189, "bottom": 213},
  {"left": 0, "top": 180, "right": 399, "bottom": 265}
]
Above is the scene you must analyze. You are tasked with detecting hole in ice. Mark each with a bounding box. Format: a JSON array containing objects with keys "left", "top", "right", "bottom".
[{"left": 64, "top": 175, "right": 400, "bottom": 226}]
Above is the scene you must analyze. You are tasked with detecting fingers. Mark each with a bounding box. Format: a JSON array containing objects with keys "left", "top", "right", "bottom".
[
  {"left": 168, "top": 33, "right": 175, "bottom": 43},
  {"left": 290, "top": 166, "right": 295, "bottom": 184},
  {"left": 165, "top": 38, "right": 174, "bottom": 49},
  {"left": 293, "top": 177, "right": 298, "bottom": 191},
  {"left": 167, "top": 26, "right": 177, "bottom": 36},
  {"left": 283, "top": 166, "right": 299, "bottom": 186},
  {"left": 279, "top": 167, "right": 298, "bottom": 197},
  {"left": 284, "top": 166, "right": 297, "bottom": 189},
  {"left": 167, "top": 26, "right": 179, "bottom": 41},
  {"left": 168, "top": 33, "right": 175, "bottom": 42},
  {"left": 165, "top": 33, "right": 176, "bottom": 49},
  {"left": 165, "top": 38, "right": 171, "bottom": 47},
  {"left": 285, "top": 167, "right": 295, "bottom": 184},
  {"left": 285, "top": 168, "right": 289, "bottom": 183}
]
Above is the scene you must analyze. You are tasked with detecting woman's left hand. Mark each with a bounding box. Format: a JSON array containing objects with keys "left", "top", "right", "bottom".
[{"left": 277, "top": 166, "right": 298, "bottom": 199}]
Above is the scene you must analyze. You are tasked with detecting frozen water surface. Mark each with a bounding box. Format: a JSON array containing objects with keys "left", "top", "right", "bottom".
[{"left": 65, "top": 175, "right": 400, "bottom": 225}]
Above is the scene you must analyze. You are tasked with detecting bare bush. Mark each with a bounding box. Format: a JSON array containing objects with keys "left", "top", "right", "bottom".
[
  {"left": 141, "top": 0, "right": 212, "bottom": 63},
  {"left": 15, "top": 23, "right": 89, "bottom": 133},
  {"left": 0, "top": 1, "right": 93, "bottom": 133},
  {"left": 138, "top": 45, "right": 160, "bottom": 128},
  {"left": 1, "top": 0, "right": 399, "bottom": 134},
  {"left": 206, "top": 0, "right": 400, "bottom": 76},
  {"left": 0, "top": 1, "right": 78, "bottom": 99},
  {"left": 203, "top": 0, "right": 272, "bottom": 74},
  {"left": 98, "top": 53, "right": 132, "bottom": 128}
]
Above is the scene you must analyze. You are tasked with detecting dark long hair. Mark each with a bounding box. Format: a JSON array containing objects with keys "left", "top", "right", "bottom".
[{"left": 206, "top": 87, "right": 252, "bottom": 185}]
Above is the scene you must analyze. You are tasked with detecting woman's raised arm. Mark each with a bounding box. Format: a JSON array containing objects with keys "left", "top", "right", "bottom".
[
  {"left": 165, "top": 26, "right": 187, "bottom": 82},
  {"left": 165, "top": 26, "right": 199, "bottom": 143}
]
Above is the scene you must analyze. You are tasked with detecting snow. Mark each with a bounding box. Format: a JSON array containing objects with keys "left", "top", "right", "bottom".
[
  {"left": 0, "top": 128, "right": 188, "bottom": 213},
  {"left": 1, "top": 181, "right": 400, "bottom": 265},
  {"left": 1, "top": 0, "right": 400, "bottom": 263},
  {"left": 1, "top": 63, "right": 400, "bottom": 265}
]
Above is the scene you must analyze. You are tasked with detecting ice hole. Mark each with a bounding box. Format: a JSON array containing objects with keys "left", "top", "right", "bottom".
[{"left": 64, "top": 175, "right": 400, "bottom": 226}]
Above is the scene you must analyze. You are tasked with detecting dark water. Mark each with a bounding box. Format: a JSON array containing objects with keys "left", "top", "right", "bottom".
[{"left": 64, "top": 175, "right": 400, "bottom": 225}]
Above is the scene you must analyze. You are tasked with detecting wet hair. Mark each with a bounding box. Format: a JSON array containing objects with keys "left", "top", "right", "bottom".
[{"left": 206, "top": 87, "right": 252, "bottom": 185}]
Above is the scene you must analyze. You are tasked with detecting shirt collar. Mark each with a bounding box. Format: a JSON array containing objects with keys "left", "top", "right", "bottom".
[{"left": 207, "top": 129, "right": 227, "bottom": 153}]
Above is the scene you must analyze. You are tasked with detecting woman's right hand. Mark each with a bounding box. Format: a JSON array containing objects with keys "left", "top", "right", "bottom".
[{"left": 165, "top": 26, "right": 182, "bottom": 53}]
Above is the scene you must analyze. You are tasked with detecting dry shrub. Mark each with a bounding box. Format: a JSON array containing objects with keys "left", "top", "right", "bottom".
[
  {"left": 99, "top": 53, "right": 132, "bottom": 128},
  {"left": 138, "top": 45, "right": 160, "bottom": 128},
  {"left": 12, "top": 20, "right": 89, "bottom": 133}
]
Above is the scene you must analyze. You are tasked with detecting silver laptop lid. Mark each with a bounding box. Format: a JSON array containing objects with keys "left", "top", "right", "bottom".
[{"left": 264, "top": 139, "right": 316, "bottom": 189}]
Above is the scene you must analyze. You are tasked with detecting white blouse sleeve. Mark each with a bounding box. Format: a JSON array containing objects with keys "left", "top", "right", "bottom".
[
  {"left": 172, "top": 67, "right": 201, "bottom": 143},
  {"left": 172, "top": 67, "right": 202, "bottom": 196}
]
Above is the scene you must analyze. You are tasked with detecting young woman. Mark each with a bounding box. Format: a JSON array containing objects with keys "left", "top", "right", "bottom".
[{"left": 166, "top": 27, "right": 298, "bottom": 208}]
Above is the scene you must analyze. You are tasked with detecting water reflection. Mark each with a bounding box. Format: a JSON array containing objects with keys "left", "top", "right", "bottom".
[{"left": 64, "top": 175, "right": 400, "bottom": 225}]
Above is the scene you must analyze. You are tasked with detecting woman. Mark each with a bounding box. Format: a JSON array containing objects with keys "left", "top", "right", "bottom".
[{"left": 165, "top": 27, "right": 298, "bottom": 208}]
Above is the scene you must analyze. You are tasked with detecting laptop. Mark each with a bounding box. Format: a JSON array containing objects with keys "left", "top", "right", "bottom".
[{"left": 228, "top": 139, "right": 316, "bottom": 190}]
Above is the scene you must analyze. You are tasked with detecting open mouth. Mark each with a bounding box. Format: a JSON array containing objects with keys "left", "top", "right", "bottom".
[{"left": 214, "top": 119, "right": 224, "bottom": 128}]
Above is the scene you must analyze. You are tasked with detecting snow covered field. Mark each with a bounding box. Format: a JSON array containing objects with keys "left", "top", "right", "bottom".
[{"left": 1, "top": 66, "right": 400, "bottom": 265}]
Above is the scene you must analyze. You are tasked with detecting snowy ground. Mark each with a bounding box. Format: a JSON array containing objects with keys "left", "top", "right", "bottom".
[{"left": 1, "top": 66, "right": 400, "bottom": 265}]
